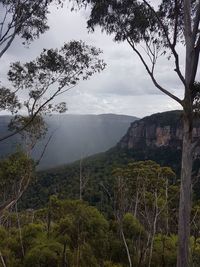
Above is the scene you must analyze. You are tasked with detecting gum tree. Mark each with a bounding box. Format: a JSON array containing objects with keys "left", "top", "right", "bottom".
[
  {"left": 0, "top": 40, "right": 105, "bottom": 216},
  {"left": 0, "top": 0, "right": 64, "bottom": 58},
  {"left": 0, "top": 1, "right": 106, "bottom": 216},
  {"left": 72, "top": 0, "right": 200, "bottom": 266},
  {"left": 0, "top": 0, "right": 64, "bottom": 123},
  {"left": 1, "top": 40, "right": 105, "bottom": 140}
]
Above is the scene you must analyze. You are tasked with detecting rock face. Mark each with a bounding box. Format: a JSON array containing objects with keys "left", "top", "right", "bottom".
[{"left": 118, "top": 110, "right": 200, "bottom": 153}]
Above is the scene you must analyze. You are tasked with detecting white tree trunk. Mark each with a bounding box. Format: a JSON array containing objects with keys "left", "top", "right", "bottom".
[
  {"left": 177, "top": 115, "right": 193, "bottom": 267},
  {"left": 121, "top": 228, "right": 132, "bottom": 267}
]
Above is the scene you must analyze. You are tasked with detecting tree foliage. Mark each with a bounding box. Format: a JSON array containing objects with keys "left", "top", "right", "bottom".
[
  {"left": 0, "top": 150, "right": 34, "bottom": 216},
  {"left": 0, "top": 40, "right": 105, "bottom": 141},
  {"left": 0, "top": 0, "right": 64, "bottom": 58}
]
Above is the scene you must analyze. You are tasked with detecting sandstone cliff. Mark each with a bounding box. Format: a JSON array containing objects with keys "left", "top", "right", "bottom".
[{"left": 118, "top": 110, "right": 200, "bottom": 156}]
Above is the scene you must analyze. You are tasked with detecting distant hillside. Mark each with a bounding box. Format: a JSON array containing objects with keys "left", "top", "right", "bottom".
[
  {"left": 20, "top": 110, "right": 200, "bottom": 210},
  {"left": 0, "top": 114, "right": 137, "bottom": 169}
]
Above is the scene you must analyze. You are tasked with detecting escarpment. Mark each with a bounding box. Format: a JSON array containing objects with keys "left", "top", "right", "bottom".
[{"left": 119, "top": 111, "right": 200, "bottom": 153}]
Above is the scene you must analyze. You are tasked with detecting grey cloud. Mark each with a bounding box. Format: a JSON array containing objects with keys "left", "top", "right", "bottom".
[{"left": 0, "top": 3, "right": 197, "bottom": 117}]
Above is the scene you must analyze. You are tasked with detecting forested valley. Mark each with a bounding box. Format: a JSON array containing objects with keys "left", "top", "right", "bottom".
[
  {"left": 0, "top": 160, "right": 191, "bottom": 267},
  {"left": 0, "top": 111, "right": 200, "bottom": 267},
  {"left": 0, "top": 0, "right": 200, "bottom": 267}
]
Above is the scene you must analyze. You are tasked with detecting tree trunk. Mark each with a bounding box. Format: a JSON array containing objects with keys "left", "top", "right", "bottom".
[
  {"left": 62, "top": 242, "right": 68, "bottom": 267},
  {"left": 177, "top": 114, "right": 193, "bottom": 267},
  {"left": 0, "top": 250, "right": 6, "bottom": 267},
  {"left": 121, "top": 228, "right": 132, "bottom": 267},
  {"left": 16, "top": 204, "right": 25, "bottom": 258},
  {"left": 134, "top": 174, "right": 140, "bottom": 218},
  {"left": 165, "top": 179, "right": 169, "bottom": 235},
  {"left": 148, "top": 191, "right": 158, "bottom": 267}
]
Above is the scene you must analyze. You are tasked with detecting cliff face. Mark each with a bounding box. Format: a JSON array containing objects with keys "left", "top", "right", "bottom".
[{"left": 119, "top": 110, "right": 200, "bottom": 153}]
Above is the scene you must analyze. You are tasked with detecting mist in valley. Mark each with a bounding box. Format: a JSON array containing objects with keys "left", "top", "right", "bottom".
[{"left": 0, "top": 114, "right": 137, "bottom": 169}]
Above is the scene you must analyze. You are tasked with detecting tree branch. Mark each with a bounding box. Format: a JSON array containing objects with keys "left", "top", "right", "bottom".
[
  {"left": 142, "top": 0, "right": 185, "bottom": 86},
  {"left": 173, "top": 0, "right": 179, "bottom": 47},
  {"left": 0, "top": 31, "right": 16, "bottom": 58},
  {"left": 35, "top": 127, "right": 58, "bottom": 166},
  {"left": 192, "top": 1, "right": 200, "bottom": 44},
  {"left": 0, "top": 7, "right": 9, "bottom": 40},
  {"left": 127, "top": 38, "right": 183, "bottom": 105},
  {"left": 0, "top": 82, "right": 68, "bottom": 142}
]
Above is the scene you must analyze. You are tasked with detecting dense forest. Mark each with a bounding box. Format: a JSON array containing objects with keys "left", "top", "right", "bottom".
[
  {"left": 1, "top": 159, "right": 200, "bottom": 267},
  {"left": 0, "top": 0, "right": 200, "bottom": 267}
]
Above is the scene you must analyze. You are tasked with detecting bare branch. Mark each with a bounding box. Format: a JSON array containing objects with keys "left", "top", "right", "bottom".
[
  {"left": 173, "top": 0, "right": 179, "bottom": 47},
  {"left": 127, "top": 38, "right": 183, "bottom": 105},
  {"left": 0, "top": 169, "right": 32, "bottom": 217},
  {"left": 54, "top": 85, "right": 76, "bottom": 97},
  {"left": 0, "top": 7, "right": 9, "bottom": 40},
  {"left": 0, "top": 250, "right": 7, "bottom": 267},
  {"left": 142, "top": 0, "right": 186, "bottom": 86},
  {"left": 0, "top": 16, "right": 16, "bottom": 44},
  {"left": 99, "top": 182, "right": 112, "bottom": 201},
  {"left": 35, "top": 127, "right": 58, "bottom": 166},
  {"left": 196, "top": 34, "right": 200, "bottom": 50},
  {"left": 0, "top": 31, "right": 16, "bottom": 58}
]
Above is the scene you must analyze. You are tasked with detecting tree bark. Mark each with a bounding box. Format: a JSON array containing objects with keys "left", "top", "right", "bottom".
[
  {"left": 177, "top": 114, "right": 193, "bottom": 267},
  {"left": 177, "top": 1, "right": 195, "bottom": 263}
]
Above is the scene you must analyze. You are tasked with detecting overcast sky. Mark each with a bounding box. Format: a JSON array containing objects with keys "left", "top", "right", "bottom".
[{"left": 1, "top": 2, "right": 199, "bottom": 118}]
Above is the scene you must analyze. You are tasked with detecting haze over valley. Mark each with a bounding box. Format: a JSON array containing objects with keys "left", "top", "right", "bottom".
[{"left": 0, "top": 114, "right": 138, "bottom": 169}]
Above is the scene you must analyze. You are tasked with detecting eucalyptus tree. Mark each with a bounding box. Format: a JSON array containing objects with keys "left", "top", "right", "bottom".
[
  {"left": 72, "top": 1, "right": 200, "bottom": 266},
  {"left": 2, "top": 40, "right": 105, "bottom": 139},
  {"left": 0, "top": 0, "right": 65, "bottom": 58},
  {"left": 0, "top": 40, "right": 105, "bottom": 216},
  {"left": 0, "top": 0, "right": 65, "bottom": 124}
]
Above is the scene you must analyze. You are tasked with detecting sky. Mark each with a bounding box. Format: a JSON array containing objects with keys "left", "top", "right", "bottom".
[{"left": 1, "top": 2, "right": 198, "bottom": 118}]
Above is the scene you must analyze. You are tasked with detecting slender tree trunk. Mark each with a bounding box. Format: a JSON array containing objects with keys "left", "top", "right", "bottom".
[
  {"left": 134, "top": 175, "right": 140, "bottom": 218},
  {"left": 62, "top": 242, "right": 68, "bottom": 267},
  {"left": 177, "top": 114, "right": 193, "bottom": 267},
  {"left": 165, "top": 179, "right": 169, "bottom": 235},
  {"left": 143, "top": 233, "right": 151, "bottom": 265},
  {"left": 134, "top": 190, "right": 139, "bottom": 218},
  {"left": 148, "top": 191, "right": 158, "bottom": 267},
  {"left": 121, "top": 228, "right": 132, "bottom": 267},
  {"left": 0, "top": 250, "right": 6, "bottom": 267},
  {"left": 16, "top": 204, "right": 25, "bottom": 258},
  {"left": 148, "top": 217, "right": 157, "bottom": 267}
]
